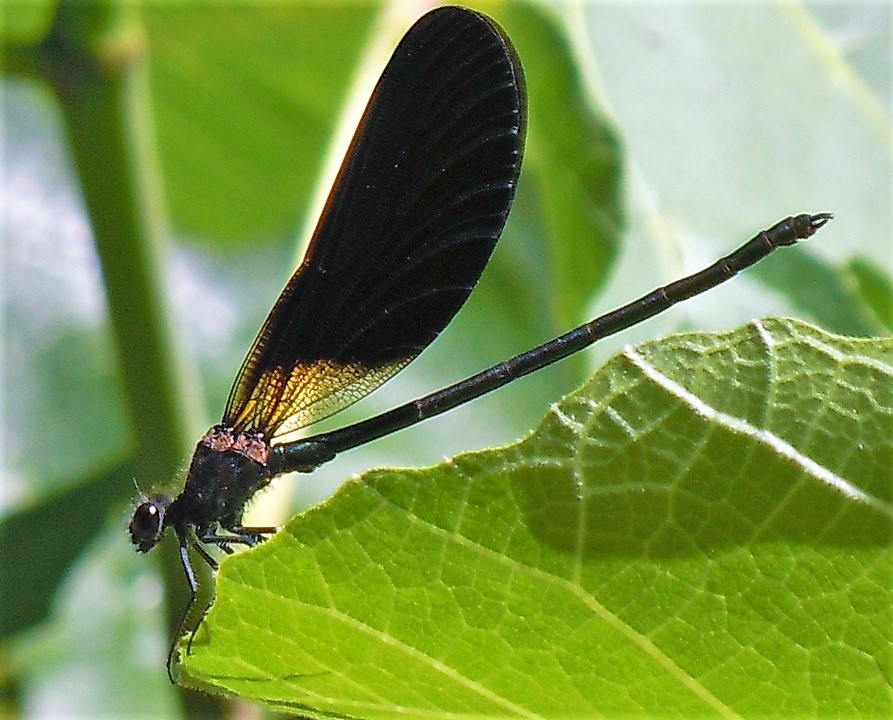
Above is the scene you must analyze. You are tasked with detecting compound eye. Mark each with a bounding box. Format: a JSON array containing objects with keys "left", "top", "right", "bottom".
[{"left": 129, "top": 496, "right": 170, "bottom": 552}]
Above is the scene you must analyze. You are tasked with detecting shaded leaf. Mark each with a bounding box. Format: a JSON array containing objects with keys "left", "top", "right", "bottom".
[
  {"left": 847, "top": 257, "right": 893, "bottom": 333},
  {"left": 0, "top": 457, "right": 133, "bottom": 640}
]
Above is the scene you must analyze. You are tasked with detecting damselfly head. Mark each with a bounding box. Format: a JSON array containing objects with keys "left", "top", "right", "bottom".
[{"left": 129, "top": 494, "right": 172, "bottom": 552}]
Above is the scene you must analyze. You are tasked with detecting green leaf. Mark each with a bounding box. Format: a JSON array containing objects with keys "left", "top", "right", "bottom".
[
  {"left": 183, "top": 319, "right": 892, "bottom": 717},
  {"left": 0, "top": 457, "right": 131, "bottom": 639},
  {"left": 847, "top": 257, "right": 893, "bottom": 333},
  {"left": 0, "top": 0, "right": 56, "bottom": 47},
  {"left": 142, "top": 4, "right": 377, "bottom": 244},
  {"left": 500, "top": 3, "right": 624, "bottom": 327},
  {"left": 574, "top": 2, "right": 891, "bottom": 353}
]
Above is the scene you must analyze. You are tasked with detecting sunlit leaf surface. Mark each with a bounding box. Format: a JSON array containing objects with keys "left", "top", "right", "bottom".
[{"left": 185, "top": 319, "right": 892, "bottom": 717}]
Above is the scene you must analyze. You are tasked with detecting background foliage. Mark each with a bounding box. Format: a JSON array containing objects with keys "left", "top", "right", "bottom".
[{"left": 3, "top": 1, "right": 890, "bottom": 718}]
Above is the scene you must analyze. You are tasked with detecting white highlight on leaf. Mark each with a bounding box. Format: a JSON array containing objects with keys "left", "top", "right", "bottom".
[
  {"left": 756, "top": 319, "right": 893, "bottom": 376},
  {"left": 753, "top": 318, "right": 776, "bottom": 348},
  {"left": 624, "top": 347, "right": 893, "bottom": 519},
  {"left": 549, "top": 402, "right": 586, "bottom": 433},
  {"left": 606, "top": 405, "right": 638, "bottom": 438}
]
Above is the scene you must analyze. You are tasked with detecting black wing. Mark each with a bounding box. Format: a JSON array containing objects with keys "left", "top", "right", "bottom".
[{"left": 223, "top": 7, "right": 526, "bottom": 441}]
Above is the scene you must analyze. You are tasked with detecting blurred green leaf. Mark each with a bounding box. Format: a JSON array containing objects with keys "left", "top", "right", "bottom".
[
  {"left": 753, "top": 247, "right": 882, "bottom": 337},
  {"left": 1, "top": 0, "right": 56, "bottom": 47},
  {"left": 500, "top": 3, "right": 624, "bottom": 327},
  {"left": 847, "top": 257, "right": 893, "bottom": 333},
  {"left": 184, "top": 319, "right": 892, "bottom": 717},
  {"left": 0, "top": 457, "right": 133, "bottom": 640},
  {"left": 574, "top": 1, "right": 891, "bottom": 358},
  {"left": 142, "top": 4, "right": 377, "bottom": 244}
]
